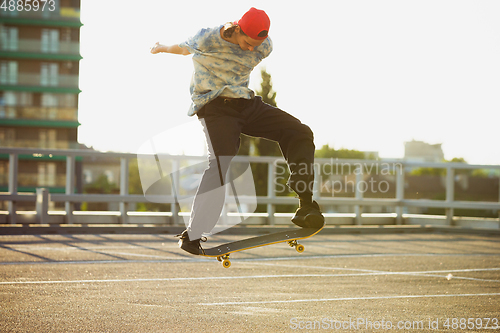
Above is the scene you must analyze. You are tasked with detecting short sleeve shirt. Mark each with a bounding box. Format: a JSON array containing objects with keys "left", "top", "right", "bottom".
[{"left": 179, "top": 25, "right": 273, "bottom": 116}]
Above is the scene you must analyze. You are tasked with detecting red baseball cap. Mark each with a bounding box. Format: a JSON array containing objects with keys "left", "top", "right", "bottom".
[{"left": 237, "top": 7, "right": 270, "bottom": 40}]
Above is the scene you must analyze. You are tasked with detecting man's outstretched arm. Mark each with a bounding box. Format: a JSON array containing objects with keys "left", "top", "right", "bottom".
[{"left": 150, "top": 42, "right": 190, "bottom": 55}]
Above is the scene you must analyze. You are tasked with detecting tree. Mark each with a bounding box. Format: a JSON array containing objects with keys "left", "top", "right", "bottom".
[
  {"left": 315, "top": 144, "right": 367, "bottom": 175},
  {"left": 238, "top": 68, "right": 281, "bottom": 157},
  {"left": 409, "top": 167, "right": 446, "bottom": 176},
  {"left": 254, "top": 68, "right": 282, "bottom": 157},
  {"left": 82, "top": 174, "right": 119, "bottom": 211},
  {"left": 256, "top": 68, "right": 277, "bottom": 106},
  {"left": 315, "top": 144, "right": 366, "bottom": 160},
  {"left": 409, "top": 157, "right": 468, "bottom": 176},
  {"left": 84, "top": 174, "right": 118, "bottom": 194}
]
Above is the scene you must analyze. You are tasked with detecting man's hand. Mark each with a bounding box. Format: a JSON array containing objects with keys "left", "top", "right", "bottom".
[
  {"left": 150, "top": 42, "right": 190, "bottom": 55},
  {"left": 150, "top": 42, "right": 163, "bottom": 54}
]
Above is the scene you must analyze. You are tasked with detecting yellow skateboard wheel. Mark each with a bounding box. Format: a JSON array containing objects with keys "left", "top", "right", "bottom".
[
  {"left": 222, "top": 259, "right": 231, "bottom": 268},
  {"left": 296, "top": 244, "right": 305, "bottom": 253}
]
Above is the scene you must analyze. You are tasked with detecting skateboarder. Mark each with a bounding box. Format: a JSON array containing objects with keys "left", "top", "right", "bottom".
[{"left": 151, "top": 8, "right": 324, "bottom": 255}]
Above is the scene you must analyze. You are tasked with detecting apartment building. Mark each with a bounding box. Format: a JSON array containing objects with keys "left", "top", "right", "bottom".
[
  {"left": 0, "top": 0, "right": 82, "bottom": 208},
  {"left": 404, "top": 139, "right": 445, "bottom": 163}
]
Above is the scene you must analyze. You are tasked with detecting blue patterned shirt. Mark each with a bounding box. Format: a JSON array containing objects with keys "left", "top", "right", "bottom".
[{"left": 179, "top": 25, "right": 273, "bottom": 116}]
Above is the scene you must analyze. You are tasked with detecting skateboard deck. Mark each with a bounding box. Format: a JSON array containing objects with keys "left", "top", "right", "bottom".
[{"left": 200, "top": 224, "right": 324, "bottom": 268}]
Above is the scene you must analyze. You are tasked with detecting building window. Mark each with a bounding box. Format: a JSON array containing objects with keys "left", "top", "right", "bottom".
[
  {"left": 0, "top": 128, "right": 15, "bottom": 147},
  {"left": 41, "top": 93, "right": 58, "bottom": 119},
  {"left": 83, "top": 170, "right": 92, "bottom": 184},
  {"left": 0, "top": 61, "right": 18, "bottom": 84},
  {"left": 104, "top": 170, "right": 115, "bottom": 183},
  {"left": 0, "top": 26, "right": 18, "bottom": 51},
  {"left": 3, "top": 91, "right": 16, "bottom": 106},
  {"left": 41, "top": 93, "right": 58, "bottom": 107},
  {"left": 19, "top": 92, "right": 33, "bottom": 106},
  {"left": 60, "top": 94, "right": 76, "bottom": 108},
  {"left": 0, "top": 162, "right": 7, "bottom": 185},
  {"left": 40, "top": 63, "right": 58, "bottom": 86},
  {"left": 38, "top": 163, "right": 56, "bottom": 187},
  {"left": 61, "top": 28, "right": 72, "bottom": 42},
  {"left": 39, "top": 129, "right": 56, "bottom": 149},
  {"left": 41, "top": 29, "right": 59, "bottom": 53},
  {"left": 0, "top": 92, "right": 16, "bottom": 118}
]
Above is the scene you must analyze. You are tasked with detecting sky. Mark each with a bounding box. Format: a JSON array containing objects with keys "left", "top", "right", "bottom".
[{"left": 78, "top": 0, "right": 500, "bottom": 165}]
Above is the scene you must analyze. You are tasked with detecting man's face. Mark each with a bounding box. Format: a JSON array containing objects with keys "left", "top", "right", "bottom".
[{"left": 236, "top": 28, "right": 265, "bottom": 51}]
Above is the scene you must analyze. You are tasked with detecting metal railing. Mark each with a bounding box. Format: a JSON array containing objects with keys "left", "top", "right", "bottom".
[{"left": 1, "top": 147, "right": 499, "bottom": 227}]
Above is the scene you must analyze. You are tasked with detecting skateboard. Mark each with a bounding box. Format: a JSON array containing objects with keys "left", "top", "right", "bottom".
[{"left": 200, "top": 224, "right": 324, "bottom": 268}]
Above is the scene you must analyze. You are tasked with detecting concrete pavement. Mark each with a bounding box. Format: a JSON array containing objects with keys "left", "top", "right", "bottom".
[{"left": 1, "top": 231, "right": 499, "bottom": 332}]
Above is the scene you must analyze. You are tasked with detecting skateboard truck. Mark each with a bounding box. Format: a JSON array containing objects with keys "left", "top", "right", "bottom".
[
  {"left": 216, "top": 254, "right": 231, "bottom": 268},
  {"left": 287, "top": 240, "right": 305, "bottom": 253}
]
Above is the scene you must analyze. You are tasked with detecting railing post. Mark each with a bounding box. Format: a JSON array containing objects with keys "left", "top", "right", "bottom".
[
  {"left": 445, "top": 166, "right": 455, "bottom": 226},
  {"left": 171, "top": 159, "right": 180, "bottom": 226},
  {"left": 395, "top": 163, "right": 405, "bottom": 225},
  {"left": 354, "top": 164, "right": 363, "bottom": 225},
  {"left": 65, "top": 155, "right": 75, "bottom": 224},
  {"left": 267, "top": 161, "right": 275, "bottom": 225},
  {"left": 36, "top": 188, "right": 49, "bottom": 224},
  {"left": 312, "top": 162, "right": 320, "bottom": 201},
  {"left": 119, "top": 157, "right": 129, "bottom": 224},
  {"left": 220, "top": 179, "right": 229, "bottom": 227},
  {"left": 8, "top": 153, "right": 18, "bottom": 224}
]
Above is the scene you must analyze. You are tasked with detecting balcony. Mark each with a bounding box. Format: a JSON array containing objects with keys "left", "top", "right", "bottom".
[
  {"left": 0, "top": 139, "right": 79, "bottom": 149},
  {"left": 0, "top": 172, "right": 67, "bottom": 189},
  {"left": 0, "top": 72, "right": 80, "bottom": 93},
  {"left": 0, "top": 6, "right": 82, "bottom": 27},
  {"left": 0, "top": 38, "right": 81, "bottom": 60},
  {"left": 0, "top": 106, "right": 78, "bottom": 122},
  {"left": 17, "top": 173, "right": 66, "bottom": 188}
]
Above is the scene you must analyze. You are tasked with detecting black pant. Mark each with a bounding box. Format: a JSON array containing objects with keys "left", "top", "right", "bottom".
[{"left": 187, "top": 96, "right": 315, "bottom": 238}]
